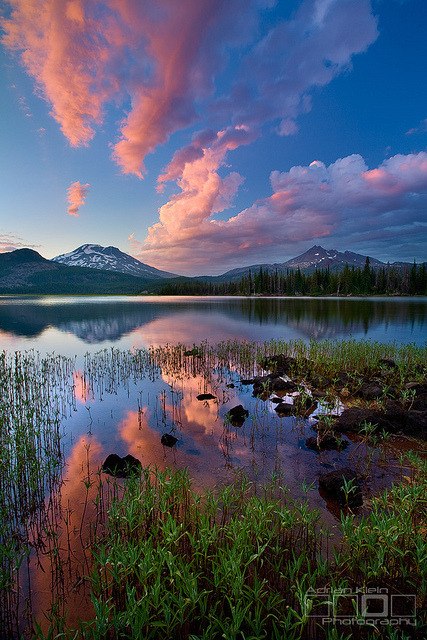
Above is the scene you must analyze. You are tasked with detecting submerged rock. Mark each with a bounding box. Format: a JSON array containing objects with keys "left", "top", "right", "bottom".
[
  {"left": 161, "top": 433, "right": 178, "bottom": 447},
  {"left": 102, "top": 453, "right": 142, "bottom": 478},
  {"left": 196, "top": 393, "right": 216, "bottom": 401},
  {"left": 227, "top": 405, "right": 249, "bottom": 426},
  {"left": 305, "top": 435, "right": 349, "bottom": 452},
  {"left": 275, "top": 402, "right": 293, "bottom": 417},
  {"left": 334, "top": 407, "right": 396, "bottom": 434},
  {"left": 319, "top": 468, "right": 363, "bottom": 507}
]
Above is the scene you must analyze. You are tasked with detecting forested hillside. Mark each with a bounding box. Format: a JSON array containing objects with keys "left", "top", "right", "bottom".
[{"left": 158, "top": 259, "right": 427, "bottom": 296}]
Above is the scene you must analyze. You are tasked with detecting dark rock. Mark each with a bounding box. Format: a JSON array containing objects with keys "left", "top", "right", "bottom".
[
  {"left": 271, "top": 378, "right": 298, "bottom": 392},
  {"left": 102, "top": 453, "right": 142, "bottom": 478},
  {"left": 305, "top": 435, "right": 349, "bottom": 452},
  {"left": 275, "top": 402, "right": 293, "bottom": 416},
  {"left": 294, "top": 394, "right": 317, "bottom": 410},
  {"left": 227, "top": 405, "right": 249, "bottom": 422},
  {"left": 333, "top": 371, "right": 353, "bottom": 389},
  {"left": 270, "top": 396, "right": 285, "bottom": 404},
  {"left": 359, "top": 381, "right": 383, "bottom": 400},
  {"left": 241, "top": 379, "right": 255, "bottom": 385},
  {"left": 319, "top": 468, "right": 363, "bottom": 507},
  {"left": 403, "top": 410, "right": 427, "bottom": 435},
  {"left": 412, "top": 394, "right": 427, "bottom": 411},
  {"left": 378, "top": 358, "right": 397, "bottom": 369},
  {"left": 407, "top": 384, "right": 427, "bottom": 411},
  {"left": 309, "top": 374, "right": 331, "bottom": 390},
  {"left": 226, "top": 383, "right": 235, "bottom": 388},
  {"left": 311, "top": 388, "right": 327, "bottom": 399},
  {"left": 334, "top": 407, "right": 396, "bottom": 434},
  {"left": 196, "top": 393, "right": 216, "bottom": 400},
  {"left": 385, "top": 385, "right": 399, "bottom": 399},
  {"left": 260, "top": 354, "right": 297, "bottom": 374},
  {"left": 404, "top": 382, "right": 423, "bottom": 392},
  {"left": 383, "top": 399, "right": 404, "bottom": 422},
  {"left": 161, "top": 433, "right": 178, "bottom": 447},
  {"left": 252, "top": 376, "right": 272, "bottom": 396}
]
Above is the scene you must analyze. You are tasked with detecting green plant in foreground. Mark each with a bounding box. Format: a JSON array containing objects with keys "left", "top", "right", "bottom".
[{"left": 33, "top": 456, "right": 426, "bottom": 640}]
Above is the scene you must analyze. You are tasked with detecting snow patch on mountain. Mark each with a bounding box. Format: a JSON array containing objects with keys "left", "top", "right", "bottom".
[{"left": 52, "top": 244, "right": 177, "bottom": 279}]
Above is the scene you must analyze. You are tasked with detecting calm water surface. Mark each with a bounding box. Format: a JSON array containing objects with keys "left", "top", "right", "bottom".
[
  {"left": 0, "top": 295, "right": 425, "bottom": 355},
  {"left": 1, "top": 296, "right": 426, "bottom": 635}
]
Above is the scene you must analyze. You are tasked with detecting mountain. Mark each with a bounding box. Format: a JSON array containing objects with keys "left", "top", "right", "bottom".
[
  {"left": 52, "top": 244, "right": 177, "bottom": 279},
  {"left": 0, "top": 248, "right": 155, "bottom": 294},
  {"left": 212, "top": 245, "right": 391, "bottom": 281},
  {"left": 282, "top": 245, "right": 384, "bottom": 270}
]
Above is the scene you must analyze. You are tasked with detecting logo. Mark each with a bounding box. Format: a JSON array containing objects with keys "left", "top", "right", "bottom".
[{"left": 304, "top": 586, "right": 416, "bottom": 627}]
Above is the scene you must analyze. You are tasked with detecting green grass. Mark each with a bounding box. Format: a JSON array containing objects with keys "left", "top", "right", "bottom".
[{"left": 34, "top": 459, "right": 427, "bottom": 640}]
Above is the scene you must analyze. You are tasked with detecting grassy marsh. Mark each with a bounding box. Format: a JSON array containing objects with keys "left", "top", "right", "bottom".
[
  {"left": 36, "top": 460, "right": 427, "bottom": 639},
  {"left": 0, "top": 339, "right": 426, "bottom": 639}
]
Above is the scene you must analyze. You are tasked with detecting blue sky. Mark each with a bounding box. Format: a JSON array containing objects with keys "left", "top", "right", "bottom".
[{"left": 1, "top": 0, "right": 426, "bottom": 275}]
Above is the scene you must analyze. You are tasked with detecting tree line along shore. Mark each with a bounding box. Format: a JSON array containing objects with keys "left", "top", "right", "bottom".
[{"left": 158, "top": 260, "right": 427, "bottom": 296}]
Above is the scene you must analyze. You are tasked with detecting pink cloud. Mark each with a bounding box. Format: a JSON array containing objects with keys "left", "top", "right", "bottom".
[
  {"left": 131, "top": 150, "right": 427, "bottom": 274},
  {"left": 1, "top": 0, "right": 118, "bottom": 146},
  {"left": 0, "top": 234, "right": 38, "bottom": 253},
  {"left": 2, "top": 0, "right": 262, "bottom": 176},
  {"left": 67, "top": 181, "right": 90, "bottom": 217},
  {"left": 2, "top": 0, "right": 379, "bottom": 178}
]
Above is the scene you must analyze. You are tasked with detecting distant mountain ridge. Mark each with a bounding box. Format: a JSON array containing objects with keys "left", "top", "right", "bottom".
[
  {"left": 215, "top": 245, "right": 407, "bottom": 281},
  {"left": 53, "top": 244, "right": 177, "bottom": 279},
  {"left": 282, "top": 245, "right": 384, "bottom": 269}
]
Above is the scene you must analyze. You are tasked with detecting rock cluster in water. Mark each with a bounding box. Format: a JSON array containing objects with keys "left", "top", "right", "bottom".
[
  {"left": 258, "top": 353, "right": 427, "bottom": 439},
  {"left": 102, "top": 453, "right": 142, "bottom": 478}
]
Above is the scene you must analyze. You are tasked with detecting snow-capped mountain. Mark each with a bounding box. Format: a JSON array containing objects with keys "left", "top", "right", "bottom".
[
  {"left": 282, "top": 245, "right": 384, "bottom": 270},
  {"left": 214, "top": 245, "right": 388, "bottom": 281},
  {"left": 52, "top": 244, "right": 177, "bottom": 279}
]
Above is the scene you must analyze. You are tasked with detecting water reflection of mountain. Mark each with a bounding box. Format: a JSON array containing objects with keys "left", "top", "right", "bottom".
[{"left": 0, "top": 297, "right": 425, "bottom": 344}]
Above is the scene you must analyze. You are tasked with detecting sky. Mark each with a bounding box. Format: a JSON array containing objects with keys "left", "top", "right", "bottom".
[{"left": 0, "top": 0, "right": 426, "bottom": 276}]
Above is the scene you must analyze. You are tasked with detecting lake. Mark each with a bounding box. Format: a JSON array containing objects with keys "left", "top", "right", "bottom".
[
  {"left": 1, "top": 295, "right": 426, "bottom": 636},
  {"left": 0, "top": 295, "right": 426, "bottom": 356}
]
